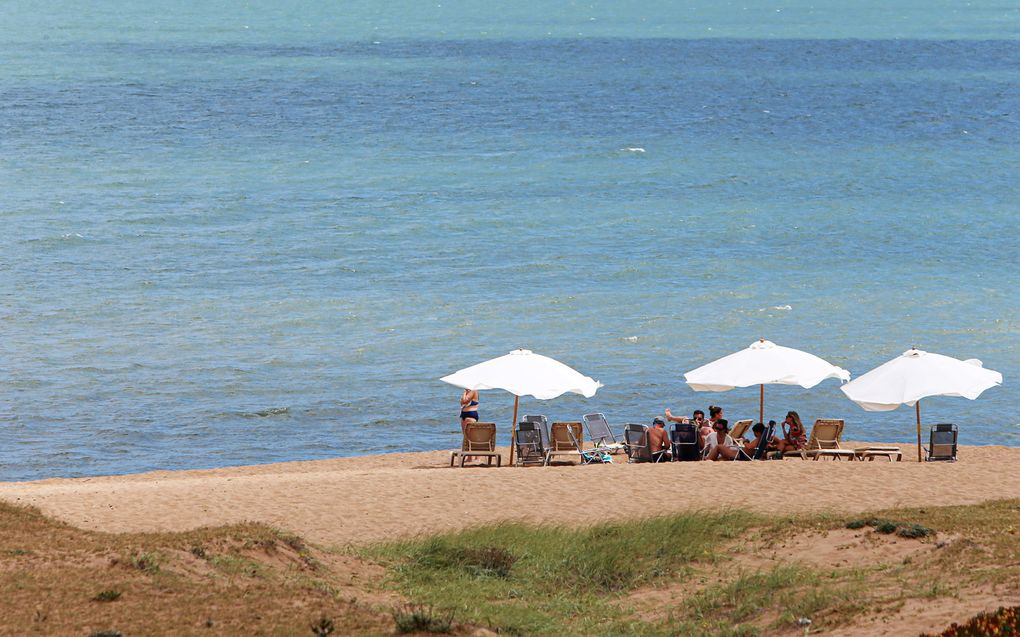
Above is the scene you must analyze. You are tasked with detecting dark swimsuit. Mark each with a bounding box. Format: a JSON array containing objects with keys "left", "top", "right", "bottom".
[{"left": 460, "top": 400, "right": 479, "bottom": 420}]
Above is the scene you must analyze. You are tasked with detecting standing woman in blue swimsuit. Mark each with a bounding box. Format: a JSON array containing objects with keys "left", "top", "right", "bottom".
[
  {"left": 460, "top": 389, "right": 480, "bottom": 424},
  {"left": 460, "top": 389, "right": 480, "bottom": 462}
]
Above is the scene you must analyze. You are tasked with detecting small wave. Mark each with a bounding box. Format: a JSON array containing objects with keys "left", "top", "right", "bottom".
[
  {"left": 622, "top": 336, "right": 639, "bottom": 343},
  {"left": 773, "top": 305, "right": 793, "bottom": 311},
  {"left": 238, "top": 407, "right": 291, "bottom": 418},
  {"left": 621, "top": 147, "right": 646, "bottom": 153}
]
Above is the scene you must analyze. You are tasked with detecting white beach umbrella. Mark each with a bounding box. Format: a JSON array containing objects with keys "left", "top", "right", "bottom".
[
  {"left": 441, "top": 349, "right": 602, "bottom": 463},
  {"left": 841, "top": 347, "right": 1003, "bottom": 461},
  {"left": 684, "top": 339, "right": 851, "bottom": 423}
]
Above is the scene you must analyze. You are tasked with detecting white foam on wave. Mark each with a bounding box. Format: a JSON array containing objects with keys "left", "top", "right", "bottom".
[
  {"left": 621, "top": 147, "right": 645, "bottom": 153},
  {"left": 623, "top": 336, "right": 639, "bottom": 343}
]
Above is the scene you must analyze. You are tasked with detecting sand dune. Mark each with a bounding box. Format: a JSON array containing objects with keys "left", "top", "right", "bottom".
[{"left": 1, "top": 443, "right": 1018, "bottom": 547}]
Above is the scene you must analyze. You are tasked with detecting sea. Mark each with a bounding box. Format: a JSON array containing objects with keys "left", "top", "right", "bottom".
[{"left": 1, "top": 1, "right": 1018, "bottom": 481}]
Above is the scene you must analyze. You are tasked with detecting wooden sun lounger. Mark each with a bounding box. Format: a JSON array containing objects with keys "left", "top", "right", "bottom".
[
  {"left": 545, "top": 422, "right": 585, "bottom": 465},
  {"left": 450, "top": 422, "right": 502, "bottom": 467},
  {"left": 729, "top": 419, "right": 753, "bottom": 443},
  {"left": 853, "top": 446, "right": 902, "bottom": 462},
  {"left": 795, "top": 419, "right": 856, "bottom": 461}
]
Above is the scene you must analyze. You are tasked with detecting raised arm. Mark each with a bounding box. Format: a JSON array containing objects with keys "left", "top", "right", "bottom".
[{"left": 664, "top": 408, "right": 688, "bottom": 424}]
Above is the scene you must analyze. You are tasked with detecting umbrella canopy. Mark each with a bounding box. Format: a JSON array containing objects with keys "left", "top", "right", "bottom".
[
  {"left": 441, "top": 349, "right": 602, "bottom": 464},
  {"left": 686, "top": 339, "right": 851, "bottom": 391},
  {"left": 841, "top": 348, "right": 1002, "bottom": 411},
  {"left": 440, "top": 349, "right": 602, "bottom": 399},
  {"left": 841, "top": 347, "right": 1003, "bottom": 461},
  {"left": 684, "top": 339, "right": 851, "bottom": 422}
]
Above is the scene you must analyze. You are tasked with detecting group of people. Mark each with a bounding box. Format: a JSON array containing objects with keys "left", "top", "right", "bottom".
[
  {"left": 460, "top": 389, "right": 809, "bottom": 462},
  {"left": 655, "top": 405, "right": 807, "bottom": 460}
]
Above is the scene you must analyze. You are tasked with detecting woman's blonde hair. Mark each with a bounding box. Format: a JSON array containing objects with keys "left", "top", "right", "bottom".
[{"left": 787, "top": 410, "right": 802, "bottom": 431}]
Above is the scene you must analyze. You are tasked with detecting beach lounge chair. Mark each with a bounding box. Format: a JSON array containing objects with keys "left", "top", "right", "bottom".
[
  {"left": 670, "top": 422, "right": 702, "bottom": 461},
  {"left": 522, "top": 414, "right": 551, "bottom": 450},
  {"left": 729, "top": 419, "right": 753, "bottom": 443},
  {"left": 450, "top": 422, "right": 502, "bottom": 468},
  {"left": 514, "top": 421, "right": 547, "bottom": 466},
  {"left": 623, "top": 424, "right": 668, "bottom": 463},
  {"left": 924, "top": 424, "right": 958, "bottom": 462},
  {"left": 545, "top": 422, "right": 585, "bottom": 465},
  {"left": 735, "top": 421, "right": 776, "bottom": 461},
  {"left": 582, "top": 413, "right": 626, "bottom": 454},
  {"left": 790, "top": 419, "right": 856, "bottom": 461},
  {"left": 853, "top": 446, "right": 903, "bottom": 461}
]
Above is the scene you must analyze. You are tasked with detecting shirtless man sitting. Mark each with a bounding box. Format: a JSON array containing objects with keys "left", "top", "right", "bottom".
[{"left": 648, "top": 418, "right": 672, "bottom": 460}]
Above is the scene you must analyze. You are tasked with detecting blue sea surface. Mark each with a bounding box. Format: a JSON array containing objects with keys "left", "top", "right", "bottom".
[{"left": 1, "top": 1, "right": 1018, "bottom": 481}]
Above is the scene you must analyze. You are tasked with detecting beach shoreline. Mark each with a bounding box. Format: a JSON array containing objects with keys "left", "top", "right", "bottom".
[{"left": 2, "top": 442, "right": 1018, "bottom": 547}]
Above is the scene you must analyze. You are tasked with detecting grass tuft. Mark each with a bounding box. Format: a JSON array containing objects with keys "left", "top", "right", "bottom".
[
  {"left": 129, "top": 551, "right": 161, "bottom": 572},
  {"left": 92, "top": 589, "right": 122, "bottom": 603},
  {"left": 309, "top": 615, "right": 335, "bottom": 636},
  {"left": 897, "top": 524, "right": 935, "bottom": 539},
  {"left": 875, "top": 521, "right": 898, "bottom": 534},
  {"left": 392, "top": 604, "right": 454, "bottom": 634}
]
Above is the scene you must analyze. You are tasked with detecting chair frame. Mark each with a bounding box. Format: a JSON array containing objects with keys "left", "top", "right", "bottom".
[
  {"left": 624, "top": 424, "right": 668, "bottom": 463},
  {"left": 924, "top": 423, "right": 958, "bottom": 462},
  {"left": 522, "top": 414, "right": 551, "bottom": 451},
  {"left": 670, "top": 422, "right": 702, "bottom": 462},
  {"left": 582, "top": 413, "right": 627, "bottom": 453},
  {"left": 514, "top": 421, "right": 547, "bottom": 467},
  {"left": 567, "top": 426, "right": 611, "bottom": 464}
]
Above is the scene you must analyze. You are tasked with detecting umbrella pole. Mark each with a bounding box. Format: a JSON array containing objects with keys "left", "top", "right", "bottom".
[
  {"left": 509, "top": 395, "right": 520, "bottom": 465},
  {"left": 916, "top": 401, "right": 922, "bottom": 463},
  {"left": 759, "top": 384, "right": 764, "bottom": 424}
]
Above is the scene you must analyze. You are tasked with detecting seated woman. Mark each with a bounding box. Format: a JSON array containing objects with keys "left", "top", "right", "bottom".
[
  {"left": 774, "top": 410, "right": 807, "bottom": 454},
  {"left": 704, "top": 419, "right": 740, "bottom": 461}
]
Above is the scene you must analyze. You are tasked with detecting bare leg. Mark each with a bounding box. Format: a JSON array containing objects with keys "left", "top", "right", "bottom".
[{"left": 462, "top": 418, "right": 478, "bottom": 463}]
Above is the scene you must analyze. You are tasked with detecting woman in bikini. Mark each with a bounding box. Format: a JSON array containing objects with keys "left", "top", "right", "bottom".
[
  {"left": 459, "top": 388, "right": 480, "bottom": 462},
  {"left": 774, "top": 410, "right": 807, "bottom": 454}
]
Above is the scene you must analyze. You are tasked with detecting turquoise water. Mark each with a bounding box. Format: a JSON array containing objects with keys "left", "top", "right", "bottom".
[{"left": 1, "top": 2, "right": 1018, "bottom": 480}]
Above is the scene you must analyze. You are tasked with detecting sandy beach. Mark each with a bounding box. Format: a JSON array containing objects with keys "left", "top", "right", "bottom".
[{"left": 2, "top": 443, "right": 1018, "bottom": 547}]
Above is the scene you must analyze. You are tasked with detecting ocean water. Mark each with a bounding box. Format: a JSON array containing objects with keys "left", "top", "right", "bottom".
[{"left": 1, "top": 1, "right": 1018, "bottom": 481}]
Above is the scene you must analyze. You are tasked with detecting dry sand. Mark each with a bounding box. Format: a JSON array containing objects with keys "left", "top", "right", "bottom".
[{"left": 2, "top": 442, "right": 1018, "bottom": 547}]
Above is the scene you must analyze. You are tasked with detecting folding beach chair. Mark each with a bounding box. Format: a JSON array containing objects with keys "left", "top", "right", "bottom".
[
  {"left": 450, "top": 422, "right": 502, "bottom": 468},
  {"left": 735, "top": 421, "right": 775, "bottom": 461},
  {"left": 924, "top": 424, "right": 958, "bottom": 462},
  {"left": 582, "top": 413, "right": 626, "bottom": 454},
  {"left": 670, "top": 422, "right": 702, "bottom": 461},
  {"left": 567, "top": 425, "right": 612, "bottom": 464},
  {"left": 514, "top": 421, "right": 547, "bottom": 466},
  {"left": 545, "top": 422, "right": 585, "bottom": 465},
  {"left": 522, "top": 414, "right": 550, "bottom": 450},
  {"left": 623, "top": 424, "right": 668, "bottom": 463}
]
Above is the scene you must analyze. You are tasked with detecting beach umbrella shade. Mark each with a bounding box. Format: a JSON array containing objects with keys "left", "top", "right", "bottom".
[
  {"left": 440, "top": 349, "right": 603, "bottom": 464},
  {"left": 841, "top": 347, "right": 1003, "bottom": 461},
  {"left": 684, "top": 339, "right": 851, "bottom": 423}
]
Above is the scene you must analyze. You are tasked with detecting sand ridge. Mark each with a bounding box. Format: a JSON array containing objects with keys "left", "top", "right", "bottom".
[{"left": 1, "top": 443, "right": 1018, "bottom": 547}]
